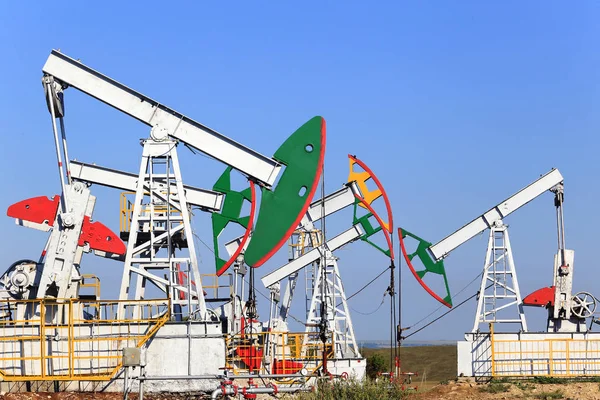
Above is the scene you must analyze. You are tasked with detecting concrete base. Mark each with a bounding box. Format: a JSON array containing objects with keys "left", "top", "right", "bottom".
[
  {"left": 0, "top": 321, "right": 225, "bottom": 393},
  {"left": 327, "top": 358, "right": 367, "bottom": 381}
]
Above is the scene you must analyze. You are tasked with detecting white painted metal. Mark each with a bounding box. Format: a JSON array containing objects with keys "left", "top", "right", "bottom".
[
  {"left": 281, "top": 183, "right": 360, "bottom": 321},
  {"left": 281, "top": 229, "right": 321, "bottom": 321},
  {"left": 4, "top": 62, "right": 117, "bottom": 315},
  {"left": 540, "top": 183, "right": 587, "bottom": 332},
  {"left": 303, "top": 183, "right": 360, "bottom": 228},
  {"left": 303, "top": 250, "right": 360, "bottom": 359},
  {"left": 37, "top": 182, "right": 93, "bottom": 301},
  {"left": 43, "top": 75, "right": 69, "bottom": 213},
  {"left": 261, "top": 189, "right": 365, "bottom": 360},
  {"left": 472, "top": 222, "right": 528, "bottom": 333},
  {"left": 42, "top": 50, "right": 282, "bottom": 187},
  {"left": 224, "top": 184, "right": 360, "bottom": 323},
  {"left": 69, "top": 161, "right": 224, "bottom": 211},
  {"left": 545, "top": 249, "right": 587, "bottom": 332},
  {"left": 430, "top": 169, "right": 563, "bottom": 261},
  {"left": 261, "top": 225, "right": 364, "bottom": 289},
  {"left": 571, "top": 292, "right": 596, "bottom": 319},
  {"left": 553, "top": 249, "right": 575, "bottom": 321},
  {"left": 224, "top": 236, "right": 246, "bottom": 258},
  {"left": 118, "top": 139, "right": 207, "bottom": 320},
  {"left": 223, "top": 184, "right": 360, "bottom": 260},
  {"left": 12, "top": 212, "right": 54, "bottom": 232}
]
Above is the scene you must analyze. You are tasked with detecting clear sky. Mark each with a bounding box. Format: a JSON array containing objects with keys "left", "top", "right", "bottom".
[{"left": 0, "top": 2, "right": 598, "bottom": 342}]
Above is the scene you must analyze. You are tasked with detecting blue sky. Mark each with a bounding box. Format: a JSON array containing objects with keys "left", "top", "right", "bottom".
[{"left": 0, "top": 2, "right": 598, "bottom": 341}]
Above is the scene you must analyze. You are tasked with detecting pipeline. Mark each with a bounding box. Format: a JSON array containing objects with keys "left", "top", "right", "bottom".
[
  {"left": 137, "top": 372, "right": 312, "bottom": 381},
  {"left": 211, "top": 379, "right": 312, "bottom": 399}
]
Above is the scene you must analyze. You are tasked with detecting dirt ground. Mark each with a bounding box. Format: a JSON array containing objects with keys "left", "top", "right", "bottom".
[
  {"left": 410, "top": 379, "right": 600, "bottom": 400},
  {"left": 4, "top": 381, "right": 600, "bottom": 399},
  {"left": 0, "top": 395, "right": 201, "bottom": 400}
]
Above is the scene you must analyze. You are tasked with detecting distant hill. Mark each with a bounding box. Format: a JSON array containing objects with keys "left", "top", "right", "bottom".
[
  {"left": 359, "top": 340, "right": 456, "bottom": 348},
  {"left": 361, "top": 345, "right": 457, "bottom": 382}
]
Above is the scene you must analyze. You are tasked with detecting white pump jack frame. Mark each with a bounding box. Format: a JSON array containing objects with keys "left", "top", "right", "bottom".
[
  {"left": 42, "top": 50, "right": 282, "bottom": 187},
  {"left": 429, "top": 169, "right": 563, "bottom": 261},
  {"left": 118, "top": 139, "right": 207, "bottom": 319}
]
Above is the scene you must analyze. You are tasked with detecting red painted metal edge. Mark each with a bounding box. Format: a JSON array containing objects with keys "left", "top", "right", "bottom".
[
  {"left": 355, "top": 194, "right": 394, "bottom": 259},
  {"left": 523, "top": 286, "right": 555, "bottom": 307},
  {"left": 7, "top": 195, "right": 60, "bottom": 226},
  {"left": 216, "top": 181, "right": 257, "bottom": 276},
  {"left": 252, "top": 117, "right": 327, "bottom": 267},
  {"left": 272, "top": 359, "right": 304, "bottom": 375},
  {"left": 79, "top": 216, "right": 126, "bottom": 255},
  {"left": 348, "top": 155, "right": 394, "bottom": 233},
  {"left": 236, "top": 346, "right": 263, "bottom": 371},
  {"left": 176, "top": 263, "right": 186, "bottom": 300},
  {"left": 398, "top": 228, "right": 452, "bottom": 308}
]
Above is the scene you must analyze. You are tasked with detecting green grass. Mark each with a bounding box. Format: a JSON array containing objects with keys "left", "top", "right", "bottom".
[
  {"left": 479, "top": 382, "right": 510, "bottom": 393},
  {"left": 514, "top": 381, "right": 535, "bottom": 391},
  {"left": 532, "top": 376, "right": 569, "bottom": 384},
  {"left": 294, "top": 378, "right": 411, "bottom": 400},
  {"left": 533, "top": 389, "right": 564, "bottom": 399},
  {"left": 361, "top": 345, "right": 457, "bottom": 383}
]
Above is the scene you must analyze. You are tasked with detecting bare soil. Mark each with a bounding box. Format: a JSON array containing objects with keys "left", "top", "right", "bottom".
[
  {"left": 0, "top": 395, "right": 201, "bottom": 400},
  {"left": 410, "top": 379, "right": 600, "bottom": 400},
  {"left": 3, "top": 382, "right": 600, "bottom": 400}
]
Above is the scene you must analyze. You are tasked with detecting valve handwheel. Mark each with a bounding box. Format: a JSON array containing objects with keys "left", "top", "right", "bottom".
[{"left": 571, "top": 291, "right": 597, "bottom": 318}]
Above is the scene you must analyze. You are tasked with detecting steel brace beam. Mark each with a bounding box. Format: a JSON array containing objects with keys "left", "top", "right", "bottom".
[
  {"left": 70, "top": 161, "right": 223, "bottom": 212},
  {"left": 261, "top": 225, "right": 364, "bottom": 289}
]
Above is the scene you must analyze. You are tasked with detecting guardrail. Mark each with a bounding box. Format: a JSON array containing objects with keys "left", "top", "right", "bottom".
[
  {"left": 0, "top": 298, "right": 170, "bottom": 381},
  {"left": 490, "top": 324, "right": 600, "bottom": 377},
  {"left": 225, "top": 330, "right": 333, "bottom": 377}
]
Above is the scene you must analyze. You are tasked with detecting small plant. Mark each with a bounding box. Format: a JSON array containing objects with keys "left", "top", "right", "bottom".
[
  {"left": 296, "top": 378, "right": 410, "bottom": 400},
  {"left": 479, "top": 382, "right": 510, "bottom": 393},
  {"left": 533, "top": 376, "right": 569, "bottom": 385},
  {"left": 534, "top": 389, "right": 564, "bottom": 399},
  {"left": 515, "top": 381, "right": 534, "bottom": 391},
  {"left": 439, "top": 379, "right": 449, "bottom": 385},
  {"left": 365, "top": 353, "right": 387, "bottom": 380}
]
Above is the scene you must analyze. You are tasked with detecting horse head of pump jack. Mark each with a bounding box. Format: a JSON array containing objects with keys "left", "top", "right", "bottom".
[
  {"left": 211, "top": 147, "right": 397, "bottom": 277},
  {"left": 211, "top": 117, "right": 326, "bottom": 274}
]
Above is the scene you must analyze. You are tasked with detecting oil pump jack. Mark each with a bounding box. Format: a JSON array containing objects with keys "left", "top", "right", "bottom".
[
  {"left": 400, "top": 168, "right": 600, "bottom": 379},
  {"left": 0, "top": 49, "right": 401, "bottom": 391},
  {"left": 400, "top": 168, "right": 598, "bottom": 333},
  {"left": 4, "top": 50, "right": 326, "bottom": 324}
]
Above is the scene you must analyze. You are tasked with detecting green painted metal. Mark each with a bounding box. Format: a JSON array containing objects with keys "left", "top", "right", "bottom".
[
  {"left": 244, "top": 116, "right": 326, "bottom": 267},
  {"left": 399, "top": 228, "right": 452, "bottom": 307},
  {"left": 212, "top": 167, "right": 253, "bottom": 275},
  {"left": 353, "top": 198, "right": 391, "bottom": 258}
]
